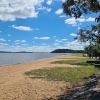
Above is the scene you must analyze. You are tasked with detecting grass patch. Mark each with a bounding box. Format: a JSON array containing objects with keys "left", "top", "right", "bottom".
[
  {"left": 25, "top": 55, "right": 99, "bottom": 83},
  {"left": 51, "top": 57, "right": 95, "bottom": 66},
  {"left": 51, "top": 60, "right": 89, "bottom": 66},
  {"left": 25, "top": 66, "right": 100, "bottom": 82}
]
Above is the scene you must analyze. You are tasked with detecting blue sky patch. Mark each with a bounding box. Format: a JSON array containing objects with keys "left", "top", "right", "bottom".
[{"left": 0, "top": 0, "right": 97, "bottom": 52}]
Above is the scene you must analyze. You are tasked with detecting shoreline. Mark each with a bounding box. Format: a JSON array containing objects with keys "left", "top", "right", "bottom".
[
  {"left": 0, "top": 54, "right": 80, "bottom": 76},
  {"left": 0, "top": 53, "right": 74, "bottom": 67},
  {"left": 0, "top": 54, "right": 79, "bottom": 100},
  {"left": 0, "top": 54, "right": 61, "bottom": 68}
]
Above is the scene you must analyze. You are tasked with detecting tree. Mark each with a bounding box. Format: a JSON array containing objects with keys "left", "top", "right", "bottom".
[
  {"left": 76, "top": 25, "right": 100, "bottom": 58},
  {"left": 76, "top": 24, "right": 100, "bottom": 45},
  {"left": 63, "top": 0, "right": 100, "bottom": 58},
  {"left": 84, "top": 44, "right": 100, "bottom": 58}
]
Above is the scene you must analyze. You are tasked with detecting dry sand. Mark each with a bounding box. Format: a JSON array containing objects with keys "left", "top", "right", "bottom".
[{"left": 0, "top": 54, "right": 79, "bottom": 100}]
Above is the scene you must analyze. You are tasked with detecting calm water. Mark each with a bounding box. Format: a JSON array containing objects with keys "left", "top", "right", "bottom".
[{"left": 0, "top": 53, "right": 58, "bottom": 66}]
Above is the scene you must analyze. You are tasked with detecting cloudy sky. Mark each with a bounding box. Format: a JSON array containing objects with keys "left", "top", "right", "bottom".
[{"left": 0, "top": 0, "right": 97, "bottom": 52}]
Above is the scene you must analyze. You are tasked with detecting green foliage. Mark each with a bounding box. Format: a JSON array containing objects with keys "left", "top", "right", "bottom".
[
  {"left": 93, "top": 44, "right": 100, "bottom": 54},
  {"left": 63, "top": 0, "right": 100, "bottom": 18},
  {"left": 75, "top": 24, "right": 100, "bottom": 57},
  {"left": 76, "top": 29, "right": 95, "bottom": 44},
  {"left": 85, "top": 44, "right": 100, "bottom": 56},
  {"left": 76, "top": 24, "right": 100, "bottom": 44},
  {"left": 25, "top": 55, "right": 99, "bottom": 83},
  {"left": 51, "top": 60, "right": 90, "bottom": 66},
  {"left": 92, "top": 24, "right": 100, "bottom": 44},
  {"left": 51, "top": 57, "right": 95, "bottom": 66}
]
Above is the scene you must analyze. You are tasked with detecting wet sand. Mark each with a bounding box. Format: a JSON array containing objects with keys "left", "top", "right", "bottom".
[{"left": 0, "top": 54, "right": 79, "bottom": 100}]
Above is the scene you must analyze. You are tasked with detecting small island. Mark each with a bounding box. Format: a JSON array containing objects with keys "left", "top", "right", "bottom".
[{"left": 51, "top": 49, "right": 83, "bottom": 53}]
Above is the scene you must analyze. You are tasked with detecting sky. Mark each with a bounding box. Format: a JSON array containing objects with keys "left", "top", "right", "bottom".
[{"left": 0, "top": 0, "right": 98, "bottom": 52}]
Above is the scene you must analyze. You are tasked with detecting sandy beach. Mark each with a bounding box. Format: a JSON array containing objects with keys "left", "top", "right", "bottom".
[{"left": 0, "top": 54, "right": 79, "bottom": 100}]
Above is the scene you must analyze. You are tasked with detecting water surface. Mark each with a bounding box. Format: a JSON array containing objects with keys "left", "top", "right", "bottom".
[{"left": 0, "top": 53, "right": 58, "bottom": 66}]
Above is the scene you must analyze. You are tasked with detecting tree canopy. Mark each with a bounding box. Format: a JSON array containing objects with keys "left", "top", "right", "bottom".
[
  {"left": 76, "top": 24, "right": 100, "bottom": 44},
  {"left": 63, "top": 0, "right": 100, "bottom": 18}
]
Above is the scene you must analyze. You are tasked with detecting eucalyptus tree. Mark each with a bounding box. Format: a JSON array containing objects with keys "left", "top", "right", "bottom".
[{"left": 62, "top": 0, "right": 100, "bottom": 58}]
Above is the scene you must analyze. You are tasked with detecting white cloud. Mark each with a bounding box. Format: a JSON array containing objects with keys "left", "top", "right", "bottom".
[
  {"left": 0, "top": 0, "right": 44, "bottom": 21},
  {"left": 86, "top": 17, "right": 95, "bottom": 21},
  {"left": 61, "top": 0, "right": 66, "bottom": 2},
  {"left": 4, "top": 45, "right": 53, "bottom": 52},
  {"left": 46, "top": 8, "right": 52, "bottom": 12},
  {"left": 65, "top": 17, "right": 95, "bottom": 26},
  {"left": 55, "top": 8, "right": 63, "bottom": 15},
  {"left": 54, "top": 42, "right": 60, "bottom": 46},
  {"left": 70, "top": 33, "right": 77, "bottom": 37},
  {"left": 0, "top": 38, "right": 8, "bottom": 50},
  {"left": 62, "top": 38, "right": 68, "bottom": 41},
  {"left": 13, "top": 40, "right": 28, "bottom": 47},
  {"left": 46, "top": 0, "right": 52, "bottom": 5},
  {"left": 0, "top": 42, "right": 8, "bottom": 47},
  {"left": 0, "top": 40, "right": 86, "bottom": 52},
  {"left": 26, "top": 46, "right": 52, "bottom": 52},
  {"left": 0, "top": 38, "right": 87, "bottom": 52},
  {"left": 38, "top": 6, "right": 52, "bottom": 12},
  {"left": 12, "top": 25, "right": 32, "bottom": 31},
  {"left": 21, "top": 40, "right": 27, "bottom": 43},
  {"left": 0, "top": 38, "right": 8, "bottom": 48},
  {"left": 0, "top": 38, "right": 6, "bottom": 42},
  {"left": 65, "top": 17, "right": 77, "bottom": 26},
  {"left": 64, "top": 40, "right": 84, "bottom": 50},
  {"left": 55, "top": 39, "right": 62, "bottom": 43},
  {"left": 52, "top": 39, "right": 87, "bottom": 50},
  {"left": 15, "top": 40, "right": 27, "bottom": 43},
  {"left": 34, "top": 37, "right": 50, "bottom": 40},
  {"left": 53, "top": 40, "right": 84, "bottom": 50}
]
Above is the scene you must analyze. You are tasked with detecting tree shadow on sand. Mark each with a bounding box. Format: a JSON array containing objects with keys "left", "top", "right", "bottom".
[{"left": 56, "top": 74, "right": 100, "bottom": 100}]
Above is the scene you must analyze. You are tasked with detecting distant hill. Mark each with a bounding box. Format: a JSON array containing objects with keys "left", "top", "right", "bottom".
[
  {"left": 0, "top": 51, "right": 34, "bottom": 53},
  {"left": 0, "top": 51, "right": 49, "bottom": 53},
  {"left": 51, "top": 49, "right": 83, "bottom": 53},
  {"left": 0, "top": 51, "right": 12, "bottom": 53}
]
